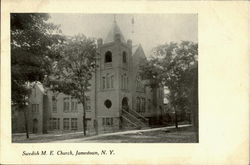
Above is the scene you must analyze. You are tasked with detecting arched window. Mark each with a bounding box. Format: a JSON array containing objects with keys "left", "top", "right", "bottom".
[
  {"left": 105, "top": 51, "right": 112, "bottom": 63},
  {"left": 123, "top": 51, "right": 127, "bottom": 63}
]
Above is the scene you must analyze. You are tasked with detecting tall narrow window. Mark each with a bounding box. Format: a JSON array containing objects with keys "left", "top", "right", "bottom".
[
  {"left": 102, "top": 77, "right": 105, "bottom": 89},
  {"left": 63, "top": 98, "right": 70, "bottom": 112},
  {"left": 111, "top": 75, "right": 114, "bottom": 88},
  {"left": 57, "top": 118, "right": 60, "bottom": 129},
  {"left": 86, "top": 96, "right": 91, "bottom": 111},
  {"left": 121, "top": 75, "right": 124, "bottom": 89},
  {"left": 71, "top": 118, "right": 78, "bottom": 130},
  {"left": 71, "top": 99, "right": 78, "bottom": 112},
  {"left": 63, "top": 118, "right": 69, "bottom": 130},
  {"left": 124, "top": 75, "right": 126, "bottom": 89},
  {"left": 123, "top": 51, "right": 127, "bottom": 63},
  {"left": 141, "top": 98, "right": 145, "bottom": 112},
  {"left": 126, "top": 76, "right": 129, "bottom": 89},
  {"left": 52, "top": 96, "right": 57, "bottom": 113},
  {"left": 106, "top": 74, "right": 110, "bottom": 88},
  {"left": 36, "top": 104, "right": 39, "bottom": 113},
  {"left": 136, "top": 97, "right": 140, "bottom": 112},
  {"left": 105, "top": 51, "right": 112, "bottom": 63}
]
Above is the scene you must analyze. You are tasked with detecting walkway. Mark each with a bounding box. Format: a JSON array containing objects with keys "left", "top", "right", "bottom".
[{"left": 53, "top": 124, "right": 191, "bottom": 143}]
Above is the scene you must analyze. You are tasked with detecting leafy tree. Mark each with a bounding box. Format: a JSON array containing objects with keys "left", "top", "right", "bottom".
[
  {"left": 11, "top": 13, "right": 64, "bottom": 138},
  {"left": 46, "top": 34, "right": 97, "bottom": 136},
  {"left": 139, "top": 41, "right": 198, "bottom": 132}
]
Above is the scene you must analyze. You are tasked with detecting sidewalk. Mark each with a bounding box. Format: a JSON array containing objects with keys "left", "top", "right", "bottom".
[
  {"left": 53, "top": 124, "right": 191, "bottom": 143},
  {"left": 12, "top": 124, "right": 191, "bottom": 143}
]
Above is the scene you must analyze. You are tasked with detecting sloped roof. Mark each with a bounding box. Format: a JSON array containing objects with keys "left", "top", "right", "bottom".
[
  {"left": 104, "top": 21, "right": 126, "bottom": 43},
  {"left": 132, "top": 44, "right": 140, "bottom": 55}
]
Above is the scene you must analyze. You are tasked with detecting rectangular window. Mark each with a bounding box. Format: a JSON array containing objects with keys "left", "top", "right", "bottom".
[
  {"left": 36, "top": 104, "right": 39, "bottom": 113},
  {"left": 71, "top": 118, "right": 78, "bottom": 130},
  {"left": 71, "top": 98, "right": 78, "bottom": 112},
  {"left": 102, "top": 117, "right": 113, "bottom": 126},
  {"left": 31, "top": 104, "right": 39, "bottom": 113},
  {"left": 102, "top": 77, "right": 105, "bottom": 89},
  {"left": 86, "top": 96, "right": 91, "bottom": 111},
  {"left": 126, "top": 77, "right": 128, "bottom": 89},
  {"left": 111, "top": 75, "right": 114, "bottom": 88},
  {"left": 52, "top": 97, "right": 57, "bottom": 113},
  {"left": 52, "top": 118, "right": 57, "bottom": 129},
  {"left": 141, "top": 98, "right": 145, "bottom": 112},
  {"left": 57, "top": 118, "right": 60, "bottom": 130},
  {"left": 148, "top": 99, "right": 151, "bottom": 111},
  {"left": 49, "top": 118, "right": 60, "bottom": 130},
  {"left": 63, "top": 118, "right": 69, "bottom": 130},
  {"left": 49, "top": 118, "right": 53, "bottom": 130},
  {"left": 107, "top": 75, "right": 110, "bottom": 88},
  {"left": 121, "top": 75, "right": 124, "bottom": 89},
  {"left": 63, "top": 98, "right": 70, "bottom": 112}
]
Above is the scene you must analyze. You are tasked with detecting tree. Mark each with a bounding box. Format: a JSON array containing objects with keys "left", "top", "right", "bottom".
[
  {"left": 11, "top": 13, "right": 64, "bottom": 138},
  {"left": 139, "top": 41, "right": 198, "bottom": 131},
  {"left": 46, "top": 34, "right": 97, "bottom": 136}
]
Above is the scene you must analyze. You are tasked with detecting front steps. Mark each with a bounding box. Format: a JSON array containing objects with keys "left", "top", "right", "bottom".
[{"left": 121, "top": 109, "right": 149, "bottom": 130}]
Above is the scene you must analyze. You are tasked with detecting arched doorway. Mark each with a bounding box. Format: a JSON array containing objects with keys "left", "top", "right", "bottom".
[
  {"left": 122, "top": 97, "right": 129, "bottom": 111},
  {"left": 33, "top": 119, "right": 38, "bottom": 133}
]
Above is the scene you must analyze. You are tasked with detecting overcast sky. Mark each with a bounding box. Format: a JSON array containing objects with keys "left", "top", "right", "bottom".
[{"left": 49, "top": 14, "right": 198, "bottom": 57}]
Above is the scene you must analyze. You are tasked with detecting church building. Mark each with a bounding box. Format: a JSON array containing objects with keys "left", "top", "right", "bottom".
[{"left": 20, "top": 19, "right": 164, "bottom": 134}]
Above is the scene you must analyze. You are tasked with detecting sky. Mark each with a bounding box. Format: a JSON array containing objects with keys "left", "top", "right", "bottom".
[{"left": 49, "top": 14, "right": 198, "bottom": 57}]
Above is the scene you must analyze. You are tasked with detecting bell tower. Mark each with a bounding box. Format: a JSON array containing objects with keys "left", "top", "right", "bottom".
[{"left": 95, "top": 18, "right": 133, "bottom": 131}]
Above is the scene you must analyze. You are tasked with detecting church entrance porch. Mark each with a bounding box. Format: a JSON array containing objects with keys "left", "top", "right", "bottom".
[{"left": 122, "top": 97, "right": 129, "bottom": 112}]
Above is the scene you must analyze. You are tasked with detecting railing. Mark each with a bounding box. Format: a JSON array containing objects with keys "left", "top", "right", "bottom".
[
  {"left": 128, "top": 109, "right": 149, "bottom": 124},
  {"left": 122, "top": 109, "right": 145, "bottom": 126},
  {"left": 121, "top": 116, "right": 138, "bottom": 128}
]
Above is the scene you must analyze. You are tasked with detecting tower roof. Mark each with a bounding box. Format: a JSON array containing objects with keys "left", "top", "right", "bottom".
[{"left": 104, "top": 21, "right": 126, "bottom": 43}]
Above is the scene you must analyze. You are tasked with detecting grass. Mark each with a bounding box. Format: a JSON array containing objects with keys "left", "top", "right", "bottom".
[
  {"left": 12, "top": 132, "right": 92, "bottom": 143},
  {"left": 12, "top": 126, "right": 198, "bottom": 143},
  {"left": 85, "top": 126, "right": 198, "bottom": 143}
]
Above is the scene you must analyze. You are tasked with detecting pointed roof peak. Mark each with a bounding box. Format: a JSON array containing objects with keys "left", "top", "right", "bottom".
[{"left": 104, "top": 20, "right": 126, "bottom": 44}]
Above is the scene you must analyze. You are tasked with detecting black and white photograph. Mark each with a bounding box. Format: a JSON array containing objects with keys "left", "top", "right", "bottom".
[
  {"left": 1, "top": 0, "right": 249, "bottom": 164},
  {"left": 11, "top": 13, "right": 198, "bottom": 143}
]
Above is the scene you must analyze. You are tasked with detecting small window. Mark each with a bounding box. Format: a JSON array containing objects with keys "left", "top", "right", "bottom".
[
  {"left": 102, "top": 117, "right": 114, "bottom": 126},
  {"left": 63, "top": 118, "right": 70, "bottom": 130},
  {"left": 63, "top": 98, "right": 70, "bottom": 112},
  {"left": 71, "top": 118, "right": 78, "bottom": 130},
  {"left": 106, "top": 73, "right": 110, "bottom": 88},
  {"left": 105, "top": 51, "right": 112, "bottom": 63},
  {"left": 102, "top": 77, "right": 106, "bottom": 89},
  {"left": 123, "top": 51, "right": 127, "bottom": 63},
  {"left": 111, "top": 75, "right": 114, "bottom": 88},
  {"left": 52, "top": 96, "right": 57, "bottom": 113},
  {"left": 86, "top": 96, "right": 91, "bottom": 111},
  {"left": 104, "top": 99, "right": 112, "bottom": 109}
]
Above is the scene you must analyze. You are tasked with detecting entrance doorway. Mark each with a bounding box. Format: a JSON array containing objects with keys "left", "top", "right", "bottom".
[
  {"left": 122, "top": 97, "right": 129, "bottom": 111},
  {"left": 32, "top": 119, "right": 38, "bottom": 133}
]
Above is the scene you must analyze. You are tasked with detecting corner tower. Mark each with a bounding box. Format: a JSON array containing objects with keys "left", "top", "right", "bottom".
[{"left": 96, "top": 20, "right": 133, "bottom": 132}]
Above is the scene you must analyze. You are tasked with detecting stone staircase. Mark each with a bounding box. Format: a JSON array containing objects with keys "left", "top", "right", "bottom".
[{"left": 121, "top": 108, "right": 149, "bottom": 129}]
